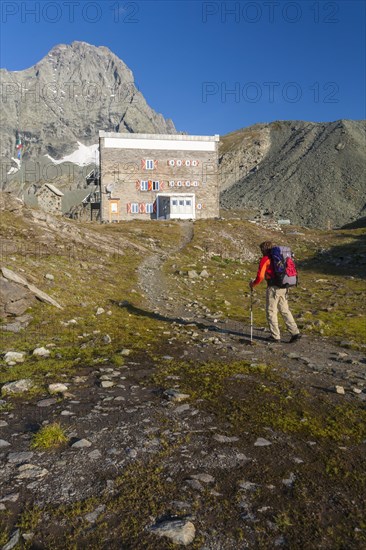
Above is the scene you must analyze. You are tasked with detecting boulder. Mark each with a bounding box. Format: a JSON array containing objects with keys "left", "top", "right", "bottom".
[{"left": 2, "top": 379, "right": 34, "bottom": 394}]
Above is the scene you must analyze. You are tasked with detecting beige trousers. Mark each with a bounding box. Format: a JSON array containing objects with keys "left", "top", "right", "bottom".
[{"left": 266, "top": 286, "right": 299, "bottom": 340}]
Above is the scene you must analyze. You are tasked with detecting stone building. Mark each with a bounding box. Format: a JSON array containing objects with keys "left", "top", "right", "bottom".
[
  {"left": 36, "top": 183, "right": 64, "bottom": 215},
  {"left": 99, "top": 132, "right": 220, "bottom": 221}
]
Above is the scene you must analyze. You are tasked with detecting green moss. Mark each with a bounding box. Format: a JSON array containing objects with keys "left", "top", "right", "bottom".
[
  {"left": 17, "top": 506, "right": 42, "bottom": 531},
  {"left": 30, "top": 422, "right": 68, "bottom": 450}
]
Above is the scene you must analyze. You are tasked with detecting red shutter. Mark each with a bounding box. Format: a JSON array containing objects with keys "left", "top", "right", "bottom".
[
  {"left": 148, "top": 180, "right": 153, "bottom": 191},
  {"left": 127, "top": 203, "right": 132, "bottom": 213},
  {"left": 153, "top": 160, "right": 158, "bottom": 169},
  {"left": 153, "top": 201, "right": 157, "bottom": 213},
  {"left": 160, "top": 181, "right": 164, "bottom": 191},
  {"left": 139, "top": 203, "right": 146, "bottom": 214},
  {"left": 141, "top": 159, "right": 146, "bottom": 169},
  {"left": 196, "top": 160, "right": 199, "bottom": 166},
  {"left": 136, "top": 180, "right": 140, "bottom": 190}
]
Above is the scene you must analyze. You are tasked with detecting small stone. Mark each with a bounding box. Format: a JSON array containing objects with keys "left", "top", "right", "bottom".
[
  {"left": 84, "top": 504, "right": 105, "bottom": 524},
  {"left": 7, "top": 452, "right": 34, "bottom": 464},
  {"left": 0, "top": 439, "right": 11, "bottom": 448},
  {"left": 71, "top": 439, "right": 92, "bottom": 449},
  {"left": 335, "top": 385, "right": 345, "bottom": 395},
  {"left": 174, "top": 404, "right": 190, "bottom": 413},
  {"left": 96, "top": 307, "right": 105, "bottom": 315},
  {"left": 102, "top": 334, "right": 112, "bottom": 344},
  {"left": 282, "top": 472, "right": 296, "bottom": 488},
  {"left": 200, "top": 270, "right": 209, "bottom": 278},
  {"left": 48, "top": 383, "right": 68, "bottom": 394},
  {"left": 0, "top": 420, "right": 9, "bottom": 427},
  {"left": 254, "top": 437, "right": 272, "bottom": 447},
  {"left": 352, "top": 388, "right": 362, "bottom": 394},
  {"left": 189, "top": 473, "right": 215, "bottom": 483},
  {"left": 126, "top": 448, "right": 137, "bottom": 458},
  {"left": 0, "top": 493, "right": 20, "bottom": 503},
  {"left": 101, "top": 381, "right": 114, "bottom": 388},
  {"left": 4, "top": 352, "right": 25, "bottom": 364},
  {"left": 238, "top": 480, "right": 258, "bottom": 491},
  {"left": 60, "top": 410, "right": 74, "bottom": 416},
  {"left": 185, "top": 479, "right": 203, "bottom": 491},
  {"left": 149, "top": 519, "right": 196, "bottom": 546},
  {"left": 88, "top": 449, "right": 102, "bottom": 459},
  {"left": 164, "top": 389, "right": 190, "bottom": 402},
  {"left": 33, "top": 347, "right": 50, "bottom": 358},
  {"left": 120, "top": 348, "right": 131, "bottom": 356},
  {"left": 188, "top": 270, "right": 199, "bottom": 279},
  {"left": 213, "top": 434, "right": 239, "bottom": 443},
  {"left": 45, "top": 273, "right": 54, "bottom": 280},
  {"left": 37, "top": 398, "right": 57, "bottom": 408},
  {"left": 2, "top": 529, "right": 20, "bottom": 550},
  {"left": 17, "top": 464, "right": 48, "bottom": 479}
]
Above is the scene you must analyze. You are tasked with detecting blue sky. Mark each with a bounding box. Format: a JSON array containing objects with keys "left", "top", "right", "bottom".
[{"left": 1, "top": 0, "right": 365, "bottom": 135}]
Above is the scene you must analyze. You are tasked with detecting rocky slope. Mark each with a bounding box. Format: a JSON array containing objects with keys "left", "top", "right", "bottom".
[
  {"left": 220, "top": 119, "right": 366, "bottom": 228},
  {"left": 1, "top": 41, "right": 176, "bottom": 191}
]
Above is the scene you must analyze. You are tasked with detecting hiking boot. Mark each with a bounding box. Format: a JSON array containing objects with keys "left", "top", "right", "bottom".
[
  {"left": 289, "top": 333, "right": 302, "bottom": 343},
  {"left": 268, "top": 336, "right": 281, "bottom": 343}
]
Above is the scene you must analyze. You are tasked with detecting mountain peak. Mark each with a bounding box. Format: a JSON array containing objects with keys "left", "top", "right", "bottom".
[{"left": 1, "top": 42, "right": 176, "bottom": 190}]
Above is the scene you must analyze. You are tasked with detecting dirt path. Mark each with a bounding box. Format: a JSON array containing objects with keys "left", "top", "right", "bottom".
[
  {"left": 136, "top": 221, "right": 366, "bottom": 394},
  {"left": 137, "top": 220, "right": 194, "bottom": 318}
]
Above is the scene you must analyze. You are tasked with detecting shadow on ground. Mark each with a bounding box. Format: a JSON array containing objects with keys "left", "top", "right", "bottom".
[
  {"left": 110, "top": 299, "right": 272, "bottom": 344},
  {"left": 299, "top": 230, "right": 366, "bottom": 278}
]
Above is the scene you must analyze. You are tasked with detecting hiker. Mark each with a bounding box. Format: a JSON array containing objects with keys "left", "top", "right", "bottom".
[{"left": 249, "top": 241, "right": 301, "bottom": 343}]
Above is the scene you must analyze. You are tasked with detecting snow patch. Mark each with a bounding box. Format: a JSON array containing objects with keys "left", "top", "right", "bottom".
[
  {"left": 45, "top": 142, "right": 99, "bottom": 166},
  {"left": 7, "top": 157, "right": 21, "bottom": 175}
]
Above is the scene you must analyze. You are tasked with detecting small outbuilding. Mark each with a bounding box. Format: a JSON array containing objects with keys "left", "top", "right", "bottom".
[{"left": 36, "top": 183, "right": 64, "bottom": 215}]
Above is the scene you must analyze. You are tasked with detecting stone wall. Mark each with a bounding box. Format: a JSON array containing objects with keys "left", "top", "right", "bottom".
[{"left": 100, "top": 136, "right": 219, "bottom": 221}]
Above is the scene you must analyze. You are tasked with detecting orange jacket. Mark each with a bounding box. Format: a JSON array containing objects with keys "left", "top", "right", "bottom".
[{"left": 252, "top": 255, "right": 275, "bottom": 287}]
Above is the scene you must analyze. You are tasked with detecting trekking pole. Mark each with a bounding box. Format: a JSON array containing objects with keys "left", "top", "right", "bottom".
[{"left": 250, "top": 288, "right": 253, "bottom": 343}]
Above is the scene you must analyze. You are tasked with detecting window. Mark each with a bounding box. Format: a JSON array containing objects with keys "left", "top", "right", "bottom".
[
  {"left": 146, "top": 159, "right": 154, "bottom": 170},
  {"left": 176, "top": 159, "right": 182, "bottom": 167},
  {"left": 168, "top": 160, "right": 175, "bottom": 166},
  {"left": 197, "top": 203, "right": 202, "bottom": 210},
  {"left": 177, "top": 180, "right": 182, "bottom": 187},
  {"left": 140, "top": 180, "right": 148, "bottom": 191},
  {"left": 186, "top": 200, "right": 192, "bottom": 207},
  {"left": 185, "top": 181, "right": 190, "bottom": 187},
  {"left": 152, "top": 181, "right": 159, "bottom": 191},
  {"left": 146, "top": 203, "right": 154, "bottom": 214},
  {"left": 193, "top": 180, "right": 198, "bottom": 186},
  {"left": 179, "top": 200, "right": 184, "bottom": 206},
  {"left": 169, "top": 180, "right": 175, "bottom": 187},
  {"left": 192, "top": 160, "right": 198, "bottom": 167},
  {"left": 172, "top": 200, "right": 178, "bottom": 206},
  {"left": 185, "top": 160, "right": 191, "bottom": 167},
  {"left": 131, "top": 203, "right": 139, "bottom": 213}
]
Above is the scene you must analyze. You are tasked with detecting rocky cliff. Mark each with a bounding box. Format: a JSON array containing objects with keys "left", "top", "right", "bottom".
[
  {"left": 220, "top": 120, "right": 366, "bottom": 228},
  {"left": 1, "top": 41, "right": 176, "bottom": 191}
]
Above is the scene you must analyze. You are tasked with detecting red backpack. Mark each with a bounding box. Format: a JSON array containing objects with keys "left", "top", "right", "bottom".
[{"left": 270, "top": 246, "right": 298, "bottom": 288}]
